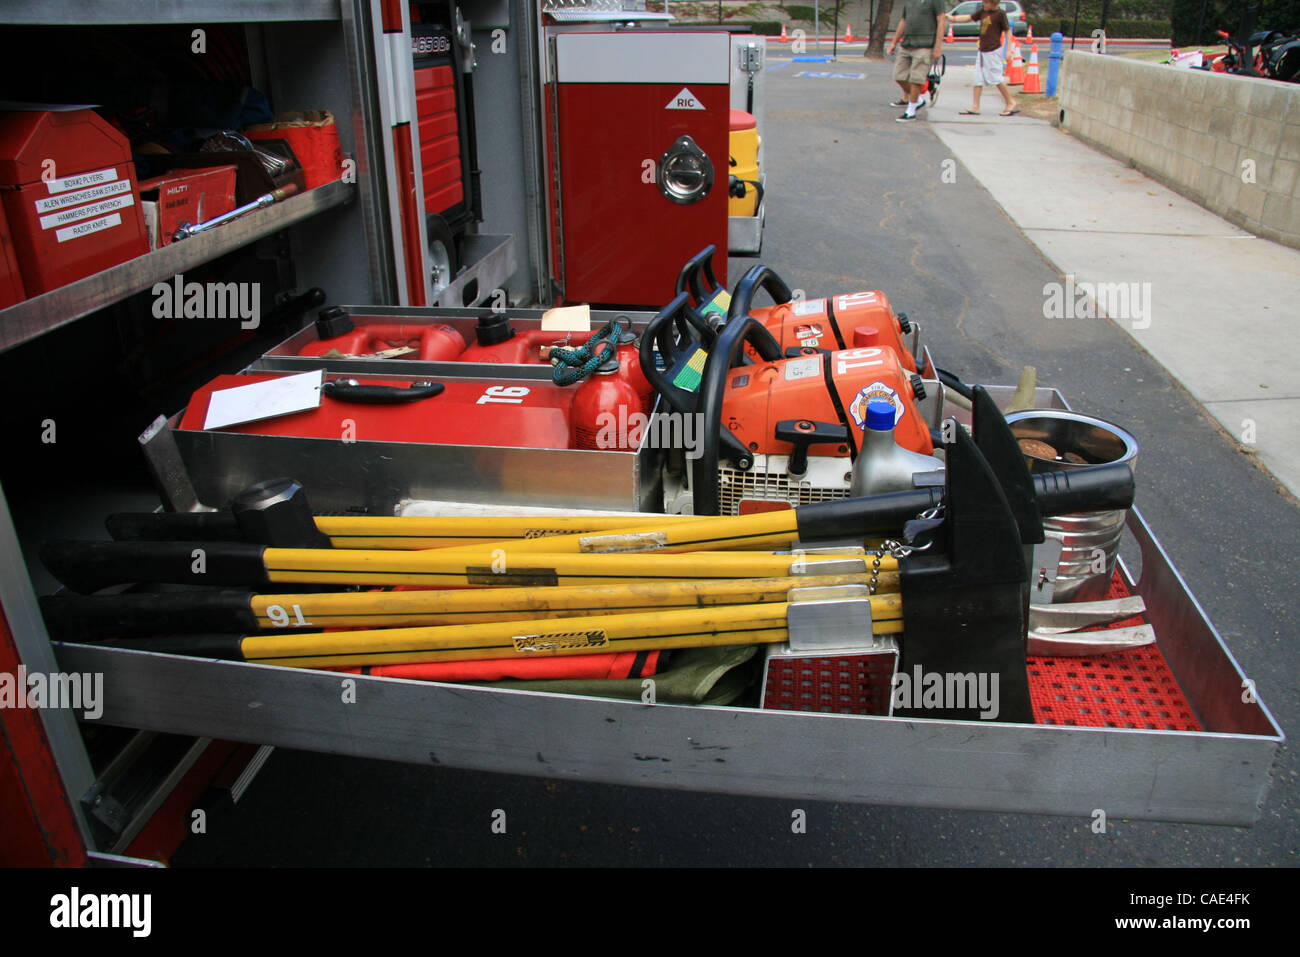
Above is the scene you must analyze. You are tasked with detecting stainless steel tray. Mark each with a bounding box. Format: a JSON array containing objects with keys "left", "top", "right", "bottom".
[{"left": 51, "top": 385, "right": 1285, "bottom": 825}]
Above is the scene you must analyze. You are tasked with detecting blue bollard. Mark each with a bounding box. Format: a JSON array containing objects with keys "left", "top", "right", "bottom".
[{"left": 1046, "top": 31, "right": 1064, "bottom": 97}]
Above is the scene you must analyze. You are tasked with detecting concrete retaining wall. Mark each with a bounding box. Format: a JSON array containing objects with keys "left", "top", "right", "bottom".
[{"left": 1059, "top": 51, "right": 1300, "bottom": 249}]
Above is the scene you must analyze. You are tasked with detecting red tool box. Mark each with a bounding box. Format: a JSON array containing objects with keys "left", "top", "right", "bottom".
[
  {"left": 138, "top": 165, "right": 238, "bottom": 248},
  {"left": 0, "top": 108, "right": 149, "bottom": 295},
  {"left": 179, "top": 371, "right": 575, "bottom": 450}
]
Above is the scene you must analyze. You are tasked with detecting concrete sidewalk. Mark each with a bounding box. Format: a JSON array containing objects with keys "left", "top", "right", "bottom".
[{"left": 925, "top": 67, "right": 1300, "bottom": 499}]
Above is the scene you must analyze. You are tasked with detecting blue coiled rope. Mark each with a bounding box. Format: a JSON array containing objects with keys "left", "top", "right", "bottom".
[{"left": 549, "top": 317, "right": 628, "bottom": 386}]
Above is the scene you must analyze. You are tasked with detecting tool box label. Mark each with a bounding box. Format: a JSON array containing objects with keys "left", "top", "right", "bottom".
[
  {"left": 578, "top": 531, "right": 668, "bottom": 553},
  {"left": 54, "top": 212, "right": 123, "bottom": 244},
  {"left": 784, "top": 356, "right": 821, "bottom": 380},
  {"left": 34, "top": 178, "right": 131, "bottom": 214},
  {"left": 40, "top": 192, "right": 135, "bottom": 231},
  {"left": 43, "top": 166, "right": 119, "bottom": 194},
  {"left": 467, "top": 566, "right": 559, "bottom": 587},
  {"left": 513, "top": 630, "right": 609, "bottom": 653}
]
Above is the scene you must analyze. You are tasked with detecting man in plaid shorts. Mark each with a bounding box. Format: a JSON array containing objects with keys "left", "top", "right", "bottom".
[{"left": 888, "top": 0, "right": 948, "bottom": 122}]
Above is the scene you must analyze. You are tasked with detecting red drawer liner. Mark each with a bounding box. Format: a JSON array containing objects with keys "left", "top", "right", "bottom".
[{"left": 1027, "top": 575, "right": 1201, "bottom": 731}]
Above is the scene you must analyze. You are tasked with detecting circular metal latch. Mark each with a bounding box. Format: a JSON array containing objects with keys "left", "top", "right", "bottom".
[{"left": 657, "top": 135, "right": 714, "bottom": 205}]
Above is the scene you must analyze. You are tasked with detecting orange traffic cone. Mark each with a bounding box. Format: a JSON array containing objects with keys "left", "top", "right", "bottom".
[
  {"left": 779, "top": 24, "right": 790, "bottom": 43},
  {"left": 946, "top": 24, "right": 955, "bottom": 43},
  {"left": 844, "top": 24, "right": 854, "bottom": 42},
  {"left": 1007, "top": 40, "right": 1025, "bottom": 84},
  {"left": 1022, "top": 44, "right": 1042, "bottom": 93},
  {"left": 1027, "top": 24, "right": 1034, "bottom": 42}
]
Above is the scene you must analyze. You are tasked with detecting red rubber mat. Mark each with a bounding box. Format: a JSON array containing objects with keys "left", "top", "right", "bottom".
[{"left": 1027, "top": 576, "right": 1201, "bottom": 731}]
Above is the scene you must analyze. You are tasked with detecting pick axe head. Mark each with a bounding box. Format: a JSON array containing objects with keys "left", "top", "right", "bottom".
[{"left": 896, "top": 420, "right": 1034, "bottom": 723}]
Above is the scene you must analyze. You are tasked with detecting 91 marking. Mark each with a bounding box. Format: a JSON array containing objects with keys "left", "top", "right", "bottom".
[
  {"left": 266, "top": 603, "right": 313, "bottom": 628},
  {"left": 477, "top": 385, "right": 530, "bottom": 405}
]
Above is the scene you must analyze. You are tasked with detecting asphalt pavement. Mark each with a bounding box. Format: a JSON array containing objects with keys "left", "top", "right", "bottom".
[{"left": 172, "top": 60, "right": 1296, "bottom": 868}]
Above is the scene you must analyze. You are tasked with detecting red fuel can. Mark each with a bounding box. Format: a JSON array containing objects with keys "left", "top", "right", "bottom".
[
  {"left": 615, "top": 329, "right": 655, "bottom": 413},
  {"left": 458, "top": 314, "right": 565, "bottom": 364},
  {"left": 300, "top": 322, "right": 466, "bottom": 360},
  {"left": 0, "top": 109, "right": 150, "bottom": 296},
  {"left": 571, "top": 357, "right": 643, "bottom": 450}
]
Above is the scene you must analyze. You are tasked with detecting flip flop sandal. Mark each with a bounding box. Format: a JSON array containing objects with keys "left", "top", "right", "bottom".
[
  {"left": 1001, "top": 109, "right": 1021, "bottom": 116},
  {"left": 959, "top": 109, "right": 980, "bottom": 115}
]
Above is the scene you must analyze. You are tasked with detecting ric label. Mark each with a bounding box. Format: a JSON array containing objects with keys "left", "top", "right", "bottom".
[
  {"left": 665, "top": 87, "right": 705, "bottom": 110},
  {"left": 848, "top": 381, "right": 903, "bottom": 429}
]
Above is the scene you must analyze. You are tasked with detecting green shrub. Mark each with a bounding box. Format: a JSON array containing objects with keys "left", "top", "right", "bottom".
[
  {"left": 732, "top": 20, "right": 785, "bottom": 35},
  {"left": 1171, "top": 0, "right": 1300, "bottom": 46},
  {"left": 1024, "top": 1, "right": 1172, "bottom": 19},
  {"left": 1027, "top": 17, "right": 1172, "bottom": 36}
]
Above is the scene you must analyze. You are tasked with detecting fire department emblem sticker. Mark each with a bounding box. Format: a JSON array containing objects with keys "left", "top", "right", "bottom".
[{"left": 849, "top": 381, "right": 903, "bottom": 429}]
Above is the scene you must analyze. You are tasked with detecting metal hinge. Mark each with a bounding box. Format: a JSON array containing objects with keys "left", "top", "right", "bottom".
[{"left": 81, "top": 781, "right": 129, "bottom": 837}]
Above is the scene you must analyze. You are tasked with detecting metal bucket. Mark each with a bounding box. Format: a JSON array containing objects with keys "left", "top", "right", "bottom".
[{"left": 1005, "top": 410, "right": 1139, "bottom": 602}]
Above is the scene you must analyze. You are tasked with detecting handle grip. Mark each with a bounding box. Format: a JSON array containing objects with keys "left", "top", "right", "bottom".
[
  {"left": 40, "top": 591, "right": 258, "bottom": 641},
  {"left": 794, "top": 462, "right": 1136, "bottom": 542},
  {"left": 1029, "top": 462, "right": 1136, "bottom": 514},
  {"left": 113, "top": 634, "right": 248, "bottom": 660},
  {"left": 40, "top": 541, "right": 270, "bottom": 594},
  {"left": 322, "top": 379, "right": 444, "bottom": 404}
]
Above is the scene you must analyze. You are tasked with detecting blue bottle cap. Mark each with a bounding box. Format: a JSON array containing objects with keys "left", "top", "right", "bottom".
[{"left": 866, "top": 399, "right": 896, "bottom": 431}]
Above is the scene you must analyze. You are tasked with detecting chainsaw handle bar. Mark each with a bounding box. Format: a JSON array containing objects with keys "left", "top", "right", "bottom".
[
  {"left": 675, "top": 244, "right": 723, "bottom": 308},
  {"left": 726, "top": 264, "right": 794, "bottom": 325},
  {"left": 692, "top": 313, "right": 785, "bottom": 515},
  {"left": 640, "top": 293, "right": 717, "bottom": 413}
]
